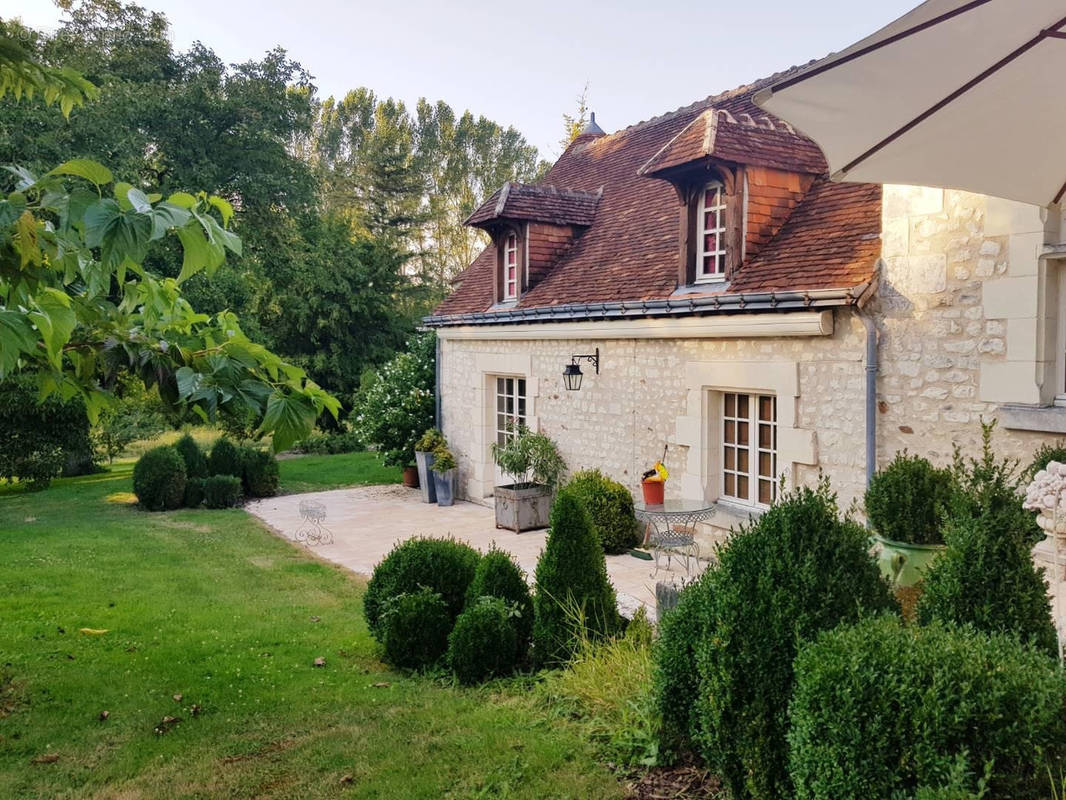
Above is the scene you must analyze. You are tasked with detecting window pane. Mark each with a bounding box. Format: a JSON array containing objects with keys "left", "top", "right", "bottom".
[
  {"left": 738, "top": 448, "right": 749, "bottom": 473},
  {"left": 759, "top": 423, "right": 772, "bottom": 448},
  {"left": 738, "top": 421, "right": 749, "bottom": 446},
  {"left": 737, "top": 475, "right": 749, "bottom": 499},
  {"left": 702, "top": 255, "right": 715, "bottom": 273},
  {"left": 497, "top": 377, "right": 504, "bottom": 394},
  {"left": 497, "top": 395, "right": 505, "bottom": 413},
  {"left": 759, "top": 451, "right": 772, "bottom": 477},
  {"left": 725, "top": 393, "right": 735, "bottom": 416},
  {"left": 737, "top": 394, "right": 749, "bottom": 417},
  {"left": 518, "top": 379, "right": 526, "bottom": 396},
  {"left": 724, "top": 420, "right": 735, "bottom": 443},
  {"left": 704, "top": 233, "right": 718, "bottom": 251},
  {"left": 759, "top": 480, "right": 772, "bottom": 505},
  {"left": 724, "top": 447, "right": 735, "bottom": 470},
  {"left": 759, "top": 395, "right": 774, "bottom": 420},
  {"left": 724, "top": 473, "right": 735, "bottom": 497}
]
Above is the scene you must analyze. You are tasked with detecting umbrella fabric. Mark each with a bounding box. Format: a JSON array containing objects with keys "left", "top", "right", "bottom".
[{"left": 755, "top": 0, "right": 1066, "bottom": 207}]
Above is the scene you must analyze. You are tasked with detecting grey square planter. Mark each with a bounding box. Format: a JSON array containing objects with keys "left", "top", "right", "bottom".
[
  {"left": 494, "top": 483, "right": 552, "bottom": 532},
  {"left": 433, "top": 468, "right": 457, "bottom": 507},
  {"left": 414, "top": 450, "right": 437, "bottom": 503}
]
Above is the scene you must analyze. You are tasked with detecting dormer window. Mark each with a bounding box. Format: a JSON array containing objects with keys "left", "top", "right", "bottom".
[
  {"left": 697, "top": 181, "right": 727, "bottom": 282},
  {"left": 504, "top": 232, "right": 519, "bottom": 300}
]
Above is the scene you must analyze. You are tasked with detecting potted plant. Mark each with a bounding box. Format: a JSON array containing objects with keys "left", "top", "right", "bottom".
[
  {"left": 865, "top": 451, "right": 953, "bottom": 587},
  {"left": 491, "top": 426, "right": 567, "bottom": 532},
  {"left": 414, "top": 428, "right": 446, "bottom": 503},
  {"left": 431, "top": 445, "right": 458, "bottom": 507}
]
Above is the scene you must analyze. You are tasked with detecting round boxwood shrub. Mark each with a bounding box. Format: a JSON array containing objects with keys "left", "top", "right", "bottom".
[
  {"left": 132, "top": 446, "right": 187, "bottom": 511},
  {"left": 381, "top": 587, "right": 451, "bottom": 670},
  {"left": 240, "top": 446, "right": 280, "bottom": 498},
  {"left": 447, "top": 597, "right": 520, "bottom": 685},
  {"left": 466, "top": 547, "right": 533, "bottom": 659},
  {"left": 532, "top": 488, "right": 620, "bottom": 668},
  {"left": 174, "top": 433, "right": 208, "bottom": 478},
  {"left": 364, "top": 537, "right": 481, "bottom": 639},
  {"left": 202, "top": 474, "right": 242, "bottom": 509},
  {"left": 865, "top": 451, "right": 954, "bottom": 545},
  {"left": 916, "top": 510, "right": 1057, "bottom": 657},
  {"left": 695, "top": 481, "right": 897, "bottom": 800},
  {"left": 184, "top": 477, "right": 205, "bottom": 509},
  {"left": 207, "top": 437, "right": 242, "bottom": 477},
  {"left": 788, "top": 616, "right": 1066, "bottom": 800},
  {"left": 565, "top": 469, "right": 641, "bottom": 554},
  {"left": 653, "top": 569, "right": 717, "bottom": 757}
]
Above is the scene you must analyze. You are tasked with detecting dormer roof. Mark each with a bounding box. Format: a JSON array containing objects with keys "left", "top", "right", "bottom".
[
  {"left": 465, "top": 182, "right": 602, "bottom": 228},
  {"left": 638, "top": 107, "right": 827, "bottom": 178}
]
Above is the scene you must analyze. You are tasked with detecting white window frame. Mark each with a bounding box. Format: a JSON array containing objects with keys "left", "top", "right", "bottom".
[
  {"left": 494, "top": 376, "right": 527, "bottom": 447},
  {"left": 1055, "top": 263, "right": 1066, "bottom": 407},
  {"left": 696, "top": 181, "right": 727, "bottom": 283},
  {"left": 503, "top": 233, "right": 518, "bottom": 300},
  {"left": 720, "top": 391, "right": 777, "bottom": 508}
]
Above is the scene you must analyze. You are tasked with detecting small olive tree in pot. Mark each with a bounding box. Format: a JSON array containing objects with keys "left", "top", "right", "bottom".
[{"left": 491, "top": 426, "right": 566, "bottom": 532}]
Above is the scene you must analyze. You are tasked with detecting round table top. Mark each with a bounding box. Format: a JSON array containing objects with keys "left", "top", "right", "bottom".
[{"left": 634, "top": 499, "right": 716, "bottom": 517}]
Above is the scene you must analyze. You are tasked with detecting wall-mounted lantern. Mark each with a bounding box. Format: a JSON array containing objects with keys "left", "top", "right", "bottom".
[{"left": 562, "top": 348, "right": 599, "bottom": 391}]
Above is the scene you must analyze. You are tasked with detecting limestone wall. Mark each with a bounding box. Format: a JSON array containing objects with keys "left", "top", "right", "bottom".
[{"left": 874, "top": 185, "right": 1058, "bottom": 469}]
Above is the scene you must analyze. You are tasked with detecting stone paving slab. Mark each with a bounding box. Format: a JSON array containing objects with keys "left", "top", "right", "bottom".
[{"left": 247, "top": 485, "right": 706, "bottom": 620}]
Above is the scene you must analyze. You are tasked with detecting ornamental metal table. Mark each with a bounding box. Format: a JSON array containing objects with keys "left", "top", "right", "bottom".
[{"left": 634, "top": 499, "right": 715, "bottom": 577}]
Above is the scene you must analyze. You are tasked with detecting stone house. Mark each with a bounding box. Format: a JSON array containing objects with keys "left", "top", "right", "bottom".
[{"left": 423, "top": 70, "right": 1066, "bottom": 547}]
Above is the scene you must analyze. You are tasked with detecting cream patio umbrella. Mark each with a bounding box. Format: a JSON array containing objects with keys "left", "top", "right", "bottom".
[{"left": 754, "top": 0, "right": 1066, "bottom": 208}]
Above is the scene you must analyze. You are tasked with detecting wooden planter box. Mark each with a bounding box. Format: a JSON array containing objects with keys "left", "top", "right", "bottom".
[{"left": 494, "top": 483, "right": 551, "bottom": 532}]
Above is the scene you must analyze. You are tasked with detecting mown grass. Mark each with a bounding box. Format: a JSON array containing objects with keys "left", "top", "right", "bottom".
[
  {"left": 278, "top": 451, "right": 402, "bottom": 494},
  {"left": 0, "top": 463, "right": 620, "bottom": 799}
]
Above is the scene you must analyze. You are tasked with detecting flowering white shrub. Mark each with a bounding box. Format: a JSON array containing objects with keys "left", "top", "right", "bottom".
[{"left": 351, "top": 333, "right": 436, "bottom": 468}]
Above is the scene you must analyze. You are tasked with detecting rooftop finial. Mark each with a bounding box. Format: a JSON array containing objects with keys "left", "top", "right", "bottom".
[{"left": 580, "top": 111, "right": 605, "bottom": 136}]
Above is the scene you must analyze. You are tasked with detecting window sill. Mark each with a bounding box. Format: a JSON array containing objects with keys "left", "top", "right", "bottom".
[
  {"left": 997, "top": 403, "right": 1066, "bottom": 435},
  {"left": 708, "top": 499, "right": 765, "bottom": 531}
]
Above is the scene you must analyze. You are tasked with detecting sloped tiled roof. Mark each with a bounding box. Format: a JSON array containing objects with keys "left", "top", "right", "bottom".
[
  {"left": 639, "top": 108, "right": 827, "bottom": 177},
  {"left": 465, "top": 182, "right": 602, "bottom": 227},
  {"left": 431, "top": 69, "right": 881, "bottom": 321}
]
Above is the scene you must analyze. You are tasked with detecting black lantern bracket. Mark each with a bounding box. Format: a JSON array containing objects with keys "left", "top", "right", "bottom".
[
  {"left": 570, "top": 348, "right": 599, "bottom": 374},
  {"left": 562, "top": 348, "right": 600, "bottom": 391}
]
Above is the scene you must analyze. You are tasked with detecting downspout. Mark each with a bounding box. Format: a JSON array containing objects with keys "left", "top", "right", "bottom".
[
  {"left": 859, "top": 309, "right": 878, "bottom": 489},
  {"left": 435, "top": 334, "right": 443, "bottom": 430}
]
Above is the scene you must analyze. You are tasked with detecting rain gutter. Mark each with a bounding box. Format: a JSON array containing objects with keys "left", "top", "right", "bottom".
[{"left": 423, "top": 283, "right": 869, "bottom": 328}]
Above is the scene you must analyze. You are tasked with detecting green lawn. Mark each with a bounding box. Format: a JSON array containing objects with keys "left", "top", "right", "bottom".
[
  {"left": 0, "top": 463, "right": 620, "bottom": 799},
  {"left": 278, "top": 451, "right": 402, "bottom": 494}
]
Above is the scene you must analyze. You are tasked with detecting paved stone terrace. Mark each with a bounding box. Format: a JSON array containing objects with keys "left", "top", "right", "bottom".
[{"left": 247, "top": 485, "right": 705, "bottom": 620}]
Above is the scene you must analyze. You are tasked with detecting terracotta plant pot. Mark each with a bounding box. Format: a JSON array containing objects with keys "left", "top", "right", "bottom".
[
  {"left": 402, "top": 465, "right": 419, "bottom": 488},
  {"left": 641, "top": 479, "right": 665, "bottom": 505}
]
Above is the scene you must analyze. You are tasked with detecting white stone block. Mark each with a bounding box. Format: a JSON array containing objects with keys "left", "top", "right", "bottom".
[
  {"left": 982, "top": 276, "right": 1038, "bottom": 319},
  {"left": 1007, "top": 231, "right": 1043, "bottom": 278},
  {"left": 979, "top": 361, "right": 1040, "bottom": 404},
  {"left": 1005, "top": 317, "right": 1038, "bottom": 362}
]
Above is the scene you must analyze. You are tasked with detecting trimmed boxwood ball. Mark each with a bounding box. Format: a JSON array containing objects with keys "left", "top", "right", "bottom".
[
  {"left": 447, "top": 597, "right": 520, "bottom": 685},
  {"left": 240, "top": 446, "right": 280, "bottom": 498},
  {"left": 694, "top": 481, "right": 897, "bottom": 800},
  {"left": 865, "top": 451, "right": 953, "bottom": 545},
  {"left": 202, "top": 474, "right": 242, "bottom": 508},
  {"left": 653, "top": 569, "right": 717, "bottom": 757},
  {"left": 381, "top": 587, "right": 451, "bottom": 670},
  {"left": 364, "top": 537, "right": 481, "bottom": 639},
  {"left": 207, "top": 437, "right": 242, "bottom": 477},
  {"left": 917, "top": 509, "right": 1058, "bottom": 657},
  {"left": 532, "top": 488, "right": 620, "bottom": 668},
  {"left": 183, "top": 477, "right": 205, "bottom": 509},
  {"left": 564, "top": 469, "right": 641, "bottom": 554},
  {"left": 174, "top": 433, "right": 208, "bottom": 478},
  {"left": 466, "top": 547, "right": 533, "bottom": 658},
  {"left": 132, "top": 446, "right": 187, "bottom": 511},
  {"left": 788, "top": 616, "right": 1066, "bottom": 800}
]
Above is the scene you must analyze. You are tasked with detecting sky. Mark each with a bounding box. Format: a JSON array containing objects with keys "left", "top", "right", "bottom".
[{"left": 5, "top": 0, "right": 917, "bottom": 159}]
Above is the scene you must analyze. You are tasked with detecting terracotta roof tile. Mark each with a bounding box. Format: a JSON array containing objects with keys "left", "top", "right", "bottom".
[{"left": 433, "top": 69, "right": 881, "bottom": 319}]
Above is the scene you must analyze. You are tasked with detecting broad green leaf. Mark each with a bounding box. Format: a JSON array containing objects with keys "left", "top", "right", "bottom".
[
  {"left": 83, "top": 198, "right": 121, "bottom": 248},
  {"left": 149, "top": 202, "right": 192, "bottom": 240},
  {"left": 14, "top": 210, "right": 41, "bottom": 267},
  {"left": 113, "top": 181, "right": 134, "bottom": 211},
  {"left": 0, "top": 309, "right": 37, "bottom": 373},
  {"left": 146, "top": 193, "right": 162, "bottom": 203},
  {"left": 48, "top": 159, "right": 113, "bottom": 187},
  {"left": 28, "top": 288, "right": 76, "bottom": 369},
  {"left": 126, "top": 187, "right": 152, "bottom": 214},
  {"left": 258, "top": 390, "right": 316, "bottom": 454},
  {"left": 207, "top": 195, "right": 234, "bottom": 227},
  {"left": 175, "top": 223, "right": 211, "bottom": 283},
  {"left": 166, "top": 192, "right": 197, "bottom": 209},
  {"left": 175, "top": 366, "right": 202, "bottom": 399}
]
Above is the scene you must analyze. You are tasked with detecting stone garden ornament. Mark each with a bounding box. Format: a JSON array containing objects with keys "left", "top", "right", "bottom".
[{"left": 1024, "top": 460, "right": 1066, "bottom": 660}]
